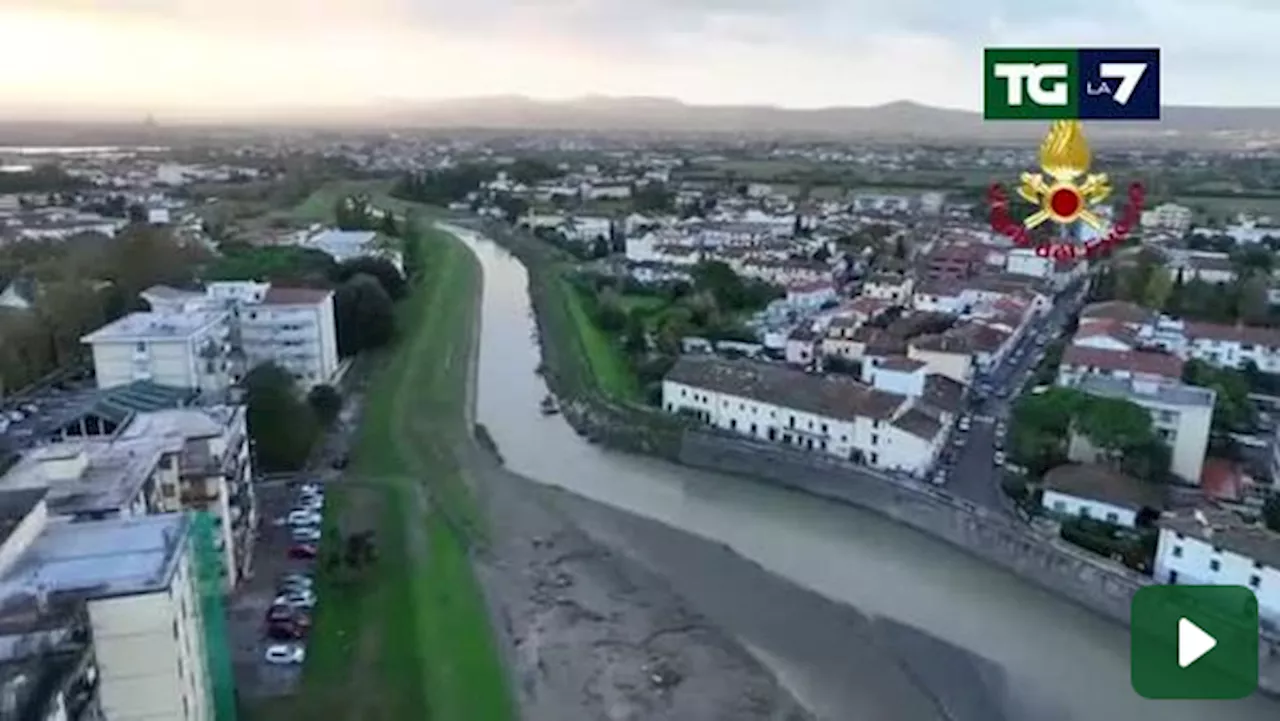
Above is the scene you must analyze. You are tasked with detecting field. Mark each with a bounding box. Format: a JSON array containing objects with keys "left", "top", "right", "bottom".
[
  {"left": 255, "top": 223, "right": 513, "bottom": 721},
  {"left": 1175, "top": 194, "right": 1280, "bottom": 220},
  {"left": 559, "top": 278, "right": 641, "bottom": 401}
]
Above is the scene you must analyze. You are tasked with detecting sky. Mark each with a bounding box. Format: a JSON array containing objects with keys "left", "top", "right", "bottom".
[{"left": 1, "top": 0, "right": 1278, "bottom": 118}]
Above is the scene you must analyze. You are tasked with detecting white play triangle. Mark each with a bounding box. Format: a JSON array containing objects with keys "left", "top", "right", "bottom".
[{"left": 1178, "top": 617, "right": 1217, "bottom": 668}]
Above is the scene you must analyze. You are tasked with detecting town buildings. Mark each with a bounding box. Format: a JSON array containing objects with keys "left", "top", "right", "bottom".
[{"left": 0, "top": 490, "right": 213, "bottom": 721}]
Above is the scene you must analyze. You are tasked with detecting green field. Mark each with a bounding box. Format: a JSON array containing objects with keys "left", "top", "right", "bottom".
[
  {"left": 559, "top": 279, "right": 641, "bottom": 402},
  {"left": 260, "top": 223, "right": 512, "bottom": 721},
  {"left": 1175, "top": 195, "right": 1280, "bottom": 220}
]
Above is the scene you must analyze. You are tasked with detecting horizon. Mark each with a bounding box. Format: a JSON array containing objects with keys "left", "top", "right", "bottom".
[{"left": 3, "top": 3, "right": 1279, "bottom": 118}]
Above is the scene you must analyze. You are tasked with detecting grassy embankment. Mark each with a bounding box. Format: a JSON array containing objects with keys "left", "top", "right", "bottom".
[{"left": 255, "top": 223, "right": 512, "bottom": 721}]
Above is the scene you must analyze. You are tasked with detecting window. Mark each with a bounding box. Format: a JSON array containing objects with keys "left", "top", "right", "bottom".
[
  {"left": 869, "top": 452, "right": 879, "bottom": 464},
  {"left": 871, "top": 434, "right": 879, "bottom": 446},
  {"left": 1053, "top": 501, "right": 1066, "bottom": 512},
  {"left": 1212, "top": 546, "right": 1222, "bottom": 554},
  {"left": 183, "top": 696, "right": 189, "bottom": 719},
  {"left": 1172, "top": 546, "right": 1183, "bottom": 558},
  {"left": 821, "top": 423, "right": 828, "bottom": 433},
  {"left": 1250, "top": 575, "right": 1262, "bottom": 589},
  {"left": 172, "top": 619, "right": 179, "bottom": 640},
  {"left": 1255, "top": 561, "right": 1264, "bottom": 570},
  {"left": 1105, "top": 512, "right": 1118, "bottom": 523},
  {"left": 135, "top": 341, "right": 146, "bottom": 352},
  {"left": 1209, "top": 560, "right": 1221, "bottom": 572},
  {"left": 178, "top": 656, "right": 183, "bottom": 678},
  {"left": 1080, "top": 507, "right": 1091, "bottom": 519}
]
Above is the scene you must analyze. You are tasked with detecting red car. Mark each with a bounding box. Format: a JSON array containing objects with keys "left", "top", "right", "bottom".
[{"left": 288, "top": 543, "right": 317, "bottom": 559}]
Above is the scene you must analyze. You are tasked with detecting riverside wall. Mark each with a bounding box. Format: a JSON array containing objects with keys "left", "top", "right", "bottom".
[{"left": 677, "top": 429, "right": 1280, "bottom": 692}]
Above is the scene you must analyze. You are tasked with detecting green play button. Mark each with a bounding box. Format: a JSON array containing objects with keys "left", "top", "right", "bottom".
[{"left": 1131, "top": 585, "right": 1259, "bottom": 699}]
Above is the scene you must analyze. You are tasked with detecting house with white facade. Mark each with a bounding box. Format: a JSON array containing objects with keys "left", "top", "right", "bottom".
[
  {"left": 1141, "top": 203, "right": 1194, "bottom": 234},
  {"left": 300, "top": 229, "right": 404, "bottom": 276},
  {"left": 861, "top": 273, "right": 914, "bottom": 304},
  {"left": 1153, "top": 507, "right": 1280, "bottom": 627},
  {"left": 1056, "top": 346, "right": 1185, "bottom": 386},
  {"left": 1040, "top": 464, "right": 1164, "bottom": 528},
  {"left": 661, "top": 355, "right": 951, "bottom": 476},
  {"left": 0, "top": 493, "right": 213, "bottom": 721},
  {"left": 1065, "top": 374, "right": 1215, "bottom": 484},
  {"left": 80, "top": 310, "right": 234, "bottom": 397}
]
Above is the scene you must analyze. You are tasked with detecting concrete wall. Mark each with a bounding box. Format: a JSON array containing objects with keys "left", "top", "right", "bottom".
[{"left": 677, "top": 429, "right": 1280, "bottom": 692}]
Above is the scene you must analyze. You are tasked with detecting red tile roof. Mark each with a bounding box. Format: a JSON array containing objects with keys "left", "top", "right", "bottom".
[
  {"left": 1185, "top": 321, "right": 1280, "bottom": 349},
  {"left": 1061, "top": 346, "right": 1184, "bottom": 379},
  {"left": 262, "top": 287, "right": 332, "bottom": 305},
  {"left": 1200, "top": 458, "right": 1243, "bottom": 502}
]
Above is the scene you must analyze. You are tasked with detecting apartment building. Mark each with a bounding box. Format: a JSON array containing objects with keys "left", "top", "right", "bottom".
[
  {"left": 1080, "top": 301, "right": 1280, "bottom": 376},
  {"left": 1056, "top": 346, "right": 1185, "bottom": 386},
  {"left": 0, "top": 404, "right": 253, "bottom": 589},
  {"left": 85, "top": 280, "right": 340, "bottom": 393},
  {"left": 661, "top": 355, "right": 953, "bottom": 476},
  {"left": 0, "top": 490, "right": 211, "bottom": 721},
  {"left": 1066, "top": 374, "right": 1215, "bottom": 484},
  {"left": 1153, "top": 507, "right": 1280, "bottom": 627},
  {"left": 80, "top": 310, "right": 234, "bottom": 397},
  {"left": 1140, "top": 202, "right": 1194, "bottom": 234}
]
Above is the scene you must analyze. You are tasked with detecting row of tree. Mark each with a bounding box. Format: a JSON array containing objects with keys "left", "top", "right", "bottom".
[
  {"left": 1089, "top": 247, "right": 1276, "bottom": 327},
  {"left": 244, "top": 362, "right": 344, "bottom": 472},
  {"left": 391, "top": 165, "right": 491, "bottom": 205}
]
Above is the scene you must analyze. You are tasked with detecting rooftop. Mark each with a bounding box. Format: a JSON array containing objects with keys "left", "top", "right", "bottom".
[
  {"left": 0, "top": 513, "right": 189, "bottom": 605},
  {"left": 1160, "top": 508, "right": 1280, "bottom": 570},
  {"left": 262, "top": 287, "right": 332, "bottom": 305},
  {"left": 1074, "top": 373, "right": 1216, "bottom": 409},
  {"left": 0, "top": 488, "right": 47, "bottom": 548},
  {"left": 666, "top": 355, "right": 905, "bottom": 422},
  {"left": 80, "top": 309, "right": 228, "bottom": 343},
  {"left": 0, "top": 438, "right": 175, "bottom": 516},
  {"left": 1043, "top": 463, "right": 1166, "bottom": 511}
]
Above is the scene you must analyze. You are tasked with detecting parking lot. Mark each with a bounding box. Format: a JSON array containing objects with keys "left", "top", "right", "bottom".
[{"left": 228, "top": 476, "right": 327, "bottom": 701}]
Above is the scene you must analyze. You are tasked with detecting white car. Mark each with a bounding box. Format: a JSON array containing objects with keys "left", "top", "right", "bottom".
[
  {"left": 264, "top": 643, "right": 305, "bottom": 665},
  {"left": 292, "top": 527, "right": 321, "bottom": 542},
  {"left": 281, "top": 572, "right": 313, "bottom": 588},
  {"left": 299, "top": 483, "right": 322, "bottom": 494},
  {"left": 275, "top": 590, "right": 316, "bottom": 608},
  {"left": 958, "top": 416, "right": 971, "bottom": 432},
  {"left": 932, "top": 471, "right": 947, "bottom": 486},
  {"left": 287, "top": 510, "right": 321, "bottom": 526},
  {"left": 994, "top": 451, "right": 1007, "bottom": 466}
]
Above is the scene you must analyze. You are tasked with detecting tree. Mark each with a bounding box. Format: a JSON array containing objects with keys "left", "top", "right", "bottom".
[
  {"left": 244, "top": 363, "right": 319, "bottom": 472},
  {"left": 633, "top": 184, "right": 675, "bottom": 213},
  {"left": 331, "top": 256, "right": 406, "bottom": 301},
  {"left": 622, "top": 310, "right": 648, "bottom": 355},
  {"left": 1264, "top": 496, "right": 1280, "bottom": 533},
  {"left": 1009, "top": 388, "right": 1085, "bottom": 475},
  {"left": 380, "top": 212, "right": 399, "bottom": 237},
  {"left": 1183, "top": 359, "right": 1254, "bottom": 432},
  {"left": 306, "top": 384, "right": 343, "bottom": 426},
  {"left": 334, "top": 274, "right": 395, "bottom": 356},
  {"left": 1142, "top": 267, "right": 1173, "bottom": 310}
]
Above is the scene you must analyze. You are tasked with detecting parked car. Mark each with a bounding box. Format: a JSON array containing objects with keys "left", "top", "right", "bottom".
[
  {"left": 958, "top": 415, "right": 971, "bottom": 432},
  {"left": 266, "top": 604, "right": 295, "bottom": 623},
  {"left": 931, "top": 471, "right": 947, "bottom": 486},
  {"left": 280, "top": 572, "right": 313, "bottom": 589},
  {"left": 292, "top": 527, "right": 321, "bottom": 543},
  {"left": 264, "top": 643, "right": 306, "bottom": 665},
  {"left": 994, "top": 451, "right": 1007, "bottom": 466},
  {"left": 275, "top": 591, "right": 316, "bottom": 609},
  {"left": 298, "top": 482, "right": 322, "bottom": 494},
  {"left": 266, "top": 622, "right": 306, "bottom": 641},
  {"left": 288, "top": 544, "right": 317, "bottom": 560},
  {"left": 287, "top": 510, "right": 322, "bottom": 526}
]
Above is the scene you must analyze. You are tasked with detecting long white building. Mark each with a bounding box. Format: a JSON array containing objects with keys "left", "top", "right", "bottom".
[
  {"left": 1154, "top": 507, "right": 1280, "bottom": 628},
  {"left": 662, "top": 355, "right": 959, "bottom": 476},
  {"left": 0, "top": 490, "right": 213, "bottom": 721}
]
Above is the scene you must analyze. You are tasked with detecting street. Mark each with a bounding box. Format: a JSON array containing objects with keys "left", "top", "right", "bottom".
[{"left": 943, "top": 281, "right": 1088, "bottom": 511}]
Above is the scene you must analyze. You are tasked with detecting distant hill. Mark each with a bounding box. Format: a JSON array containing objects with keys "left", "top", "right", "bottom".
[{"left": 373, "top": 96, "right": 1280, "bottom": 143}]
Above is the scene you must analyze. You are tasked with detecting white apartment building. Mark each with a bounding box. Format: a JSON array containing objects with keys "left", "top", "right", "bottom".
[
  {"left": 1040, "top": 464, "right": 1164, "bottom": 529},
  {"left": 80, "top": 310, "right": 234, "bottom": 397},
  {"left": 1067, "top": 374, "right": 1215, "bottom": 484},
  {"left": 90, "top": 281, "right": 341, "bottom": 391},
  {"left": 1154, "top": 508, "right": 1280, "bottom": 627},
  {"left": 661, "top": 355, "right": 950, "bottom": 476},
  {"left": 0, "top": 492, "right": 211, "bottom": 721},
  {"left": 0, "top": 403, "right": 254, "bottom": 590},
  {"left": 1141, "top": 203, "right": 1194, "bottom": 234}
]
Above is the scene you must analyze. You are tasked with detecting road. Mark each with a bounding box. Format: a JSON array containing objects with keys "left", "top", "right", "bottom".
[{"left": 944, "top": 280, "right": 1089, "bottom": 510}]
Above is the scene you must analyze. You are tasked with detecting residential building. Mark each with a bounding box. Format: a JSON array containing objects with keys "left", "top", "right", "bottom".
[
  {"left": 1056, "top": 346, "right": 1185, "bottom": 386},
  {"left": 1141, "top": 203, "right": 1194, "bottom": 234},
  {"left": 1040, "top": 464, "right": 1164, "bottom": 528},
  {"left": 91, "top": 281, "right": 341, "bottom": 391},
  {"left": 1153, "top": 507, "right": 1280, "bottom": 627},
  {"left": 80, "top": 310, "right": 234, "bottom": 398},
  {"left": 661, "top": 355, "right": 950, "bottom": 476},
  {"left": 908, "top": 333, "right": 977, "bottom": 386},
  {"left": 300, "top": 229, "right": 405, "bottom": 276},
  {"left": 0, "top": 490, "right": 214, "bottom": 721},
  {"left": 1162, "top": 250, "right": 1238, "bottom": 285},
  {"left": 923, "top": 243, "right": 988, "bottom": 281},
  {"left": 1066, "top": 375, "right": 1215, "bottom": 484},
  {"left": 861, "top": 273, "right": 914, "bottom": 304},
  {"left": 0, "top": 403, "right": 254, "bottom": 589}
]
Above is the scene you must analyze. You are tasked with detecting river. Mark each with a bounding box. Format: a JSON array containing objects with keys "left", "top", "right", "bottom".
[{"left": 451, "top": 224, "right": 1277, "bottom": 720}]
